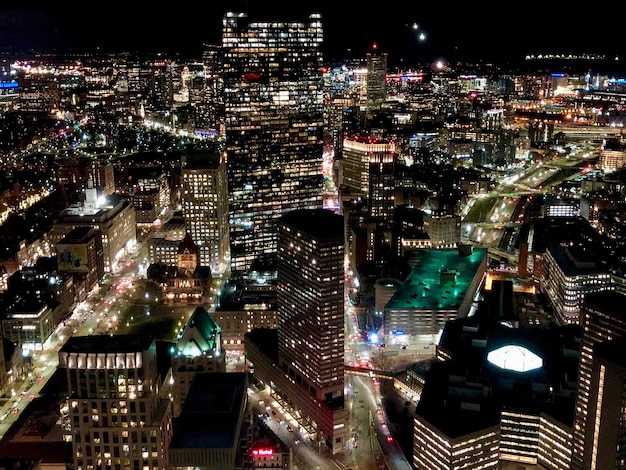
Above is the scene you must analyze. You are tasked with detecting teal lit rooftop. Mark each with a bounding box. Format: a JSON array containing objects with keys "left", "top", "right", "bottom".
[{"left": 385, "top": 247, "right": 487, "bottom": 311}]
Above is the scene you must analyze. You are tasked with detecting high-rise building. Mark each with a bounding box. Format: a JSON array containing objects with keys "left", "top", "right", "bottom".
[
  {"left": 580, "top": 337, "right": 626, "bottom": 470},
  {"left": 277, "top": 208, "right": 346, "bottom": 452},
  {"left": 572, "top": 290, "right": 626, "bottom": 469},
  {"left": 366, "top": 44, "right": 388, "bottom": 116},
  {"left": 222, "top": 11, "right": 325, "bottom": 274},
  {"left": 181, "top": 150, "right": 230, "bottom": 275},
  {"left": 58, "top": 335, "right": 173, "bottom": 470},
  {"left": 244, "top": 208, "right": 347, "bottom": 455}
]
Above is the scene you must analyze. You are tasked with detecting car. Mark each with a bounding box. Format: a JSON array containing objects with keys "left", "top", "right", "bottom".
[
  {"left": 0, "top": 411, "right": 9, "bottom": 421},
  {"left": 287, "top": 425, "right": 293, "bottom": 432},
  {"left": 386, "top": 435, "right": 393, "bottom": 442},
  {"left": 11, "top": 408, "right": 18, "bottom": 415}
]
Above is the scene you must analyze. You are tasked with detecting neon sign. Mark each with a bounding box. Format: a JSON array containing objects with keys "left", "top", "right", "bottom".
[{"left": 252, "top": 448, "right": 274, "bottom": 457}]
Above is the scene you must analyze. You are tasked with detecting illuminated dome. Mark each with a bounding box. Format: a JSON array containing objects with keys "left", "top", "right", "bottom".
[{"left": 487, "top": 345, "right": 543, "bottom": 373}]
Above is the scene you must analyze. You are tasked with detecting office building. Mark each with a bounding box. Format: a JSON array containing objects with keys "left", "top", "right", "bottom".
[
  {"left": 58, "top": 335, "right": 173, "bottom": 470},
  {"left": 572, "top": 290, "right": 626, "bottom": 469},
  {"left": 244, "top": 208, "right": 347, "bottom": 455},
  {"left": 581, "top": 337, "right": 626, "bottom": 469},
  {"left": 49, "top": 180, "right": 136, "bottom": 273},
  {"left": 222, "top": 11, "right": 325, "bottom": 273},
  {"left": 181, "top": 150, "right": 230, "bottom": 275},
  {"left": 540, "top": 245, "right": 614, "bottom": 325},
  {"left": 366, "top": 44, "right": 387, "bottom": 116},
  {"left": 341, "top": 135, "right": 395, "bottom": 198},
  {"left": 423, "top": 211, "right": 461, "bottom": 248}
]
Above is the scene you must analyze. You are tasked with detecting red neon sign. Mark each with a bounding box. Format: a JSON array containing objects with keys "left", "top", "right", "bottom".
[{"left": 252, "top": 448, "right": 274, "bottom": 457}]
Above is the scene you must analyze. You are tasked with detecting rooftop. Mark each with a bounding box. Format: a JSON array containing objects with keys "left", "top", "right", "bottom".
[
  {"left": 170, "top": 372, "right": 247, "bottom": 449},
  {"left": 385, "top": 247, "right": 487, "bottom": 311},
  {"left": 279, "top": 208, "right": 343, "bottom": 241},
  {"left": 59, "top": 334, "right": 154, "bottom": 354}
]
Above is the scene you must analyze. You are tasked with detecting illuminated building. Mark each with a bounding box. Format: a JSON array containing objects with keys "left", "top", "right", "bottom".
[
  {"left": 250, "top": 441, "right": 290, "bottom": 469},
  {"left": 50, "top": 180, "right": 136, "bottom": 273},
  {"left": 1, "top": 299, "right": 56, "bottom": 351},
  {"left": 423, "top": 211, "right": 461, "bottom": 248},
  {"left": 580, "top": 337, "right": 626, "bottom": 469},
  {"left": 540, "top": 245, "right": 613, "bottom": 325},
  {"left": 341, "top": 135, "right": 395, "bottom": 198},
  {"left": 148, "top": 233, "right": 212, "bottom": 304},
  {"left": 244, "top": 208, "right": 348, "bottom": 455},
  {"left": 181, "top": 150, "right": 230, "bottom": 275},
  {"left": 213, "top": 280, "right": 277, "bottom": 352},
  {"left": 383, "top": 246, "right": 487, "bottom": 339},
  {"left": 169, "top": 372, "right": 249, "bottom": 470},
  {"left": 572, "top": 290, "right": 626, "bottom": 469},
  {"left": 413, "top": 290, "right": 579, "bottom": 469},
  {"left": 58, "top": 335, "right": 173, "bottom": 470},
  {"left": 222, "top": 11, "right": 325, "bottom": 273},
  {"left": 170, "top": 306, "right": 224, "bottom": 417},
  {"left": 366, "top": 44, "right": 387, "bottom": 117},
  {"left": 597, "top": 137, "right": 626, "bottom": 170},
  {"left": 56, "top": 226, "right": 104, "bottom": 299},
  {"left": 147, "top": 214, "right": 186, "bottom": 266},
  {"left": 413, "top": 417, "right": 500, "bottom": 470}
]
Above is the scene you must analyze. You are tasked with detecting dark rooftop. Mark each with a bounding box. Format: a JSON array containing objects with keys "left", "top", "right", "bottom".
[
  {"left": 59, "top": 334, "right": 154, "bottom": 353},
  {"left": 170, "top": 372, "right": 247, "bottom": 449},
  {"left": 279, "top": 208, "right": 343, "bottom": 240},
  {"left": 583, "top": 290, "right": 626, "bottom": 324}
]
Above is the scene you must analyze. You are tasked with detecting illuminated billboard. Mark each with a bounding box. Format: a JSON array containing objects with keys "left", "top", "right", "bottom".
[{"left": 57, "top": 244, "right": 90, "bottom": 272}]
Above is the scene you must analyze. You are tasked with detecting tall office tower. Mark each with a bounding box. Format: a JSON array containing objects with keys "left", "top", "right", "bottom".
[
  {"left": 581, "top": 336, "right": 626, "bottom": 469},
  {"left": 572, "top": 290, "right": 626, "bottom": 469},
  {"left": 59, "top": 335, "right": 173, "bottom": 470},
  {"left": 181, "top": 150, "right": 230, "bottom": 275},
  {"left": 276, "top": 208, "right": 347, "bottom": 454},
  {"left": 366, "top": 44, "right": 388, "bottom": 117},
  {"left": 222, "top": 11, "right": 325, "bottom": 274},
  {"left": 199, "top": 44, "right": 224, "bottom": 137}
]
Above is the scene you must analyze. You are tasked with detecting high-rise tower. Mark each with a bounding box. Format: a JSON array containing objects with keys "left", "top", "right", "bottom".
[
  {"left": 181, "top": 150, "right": 230, "bottom": 275},
  {"left": 276, "top": 208, "right": 347, "bottom": 453},
  {"left": 366, "top": 43, "right": 388, "bottom": 117},
  {"left": 222, "top": 11, "right": 325, "bottom": 274},
  {"left": 572, "top": 290, "right": 626, "bottom": 469}
]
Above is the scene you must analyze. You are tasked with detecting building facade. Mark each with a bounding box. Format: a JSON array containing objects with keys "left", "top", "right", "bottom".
[
  {"left": 276, "top": 208, "right": 346, "bottom": 453},
  {"left": 58, "top": 335, "right": 173, "bottom": 470},
  {"left": 222, "top": 11, "right": 325, "bottom": 273},
  {"left": 572, "top": 290, "right": 626, "bottom": 469},
  {"left": 181, "top": 150, "right": 230, "bottom": 275}
]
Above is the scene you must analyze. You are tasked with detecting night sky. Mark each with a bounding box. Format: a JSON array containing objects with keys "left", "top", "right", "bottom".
[{"left": 1, "top": 4, "right": 625, "bottom": 70}]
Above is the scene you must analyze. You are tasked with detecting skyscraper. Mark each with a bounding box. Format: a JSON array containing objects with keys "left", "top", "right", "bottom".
[
  {"left": 366, "top": 44, "right": 388, "bottom": 117},
  {"left": 222, "top": 11, "right": 325, "bottom": 274},
  {"left": 276, "top": 208, "right": 346, "bottom": 453},
  {"left": 572, "top": 290, "right": 626, "bottom": 469},
  {"left": 181, "top": 150, "right": 230, "bottom": 275}
]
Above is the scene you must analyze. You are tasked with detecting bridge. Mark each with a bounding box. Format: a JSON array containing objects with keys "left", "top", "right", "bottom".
[{"left": 345, "top": 365, "right": 395, "bottom": 381}]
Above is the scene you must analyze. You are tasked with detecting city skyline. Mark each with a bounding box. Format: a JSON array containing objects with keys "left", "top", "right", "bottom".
[{"left": 2, "top": 5, "right": 626, "bottom": 72}]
